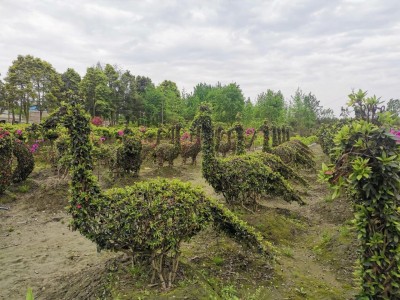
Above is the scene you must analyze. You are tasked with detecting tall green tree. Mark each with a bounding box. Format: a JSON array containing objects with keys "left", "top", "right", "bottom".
[
  {"left": 242, "top": 97, "right": 255, "bottom": 127},
  {"left": 158, "top": 80, "right": 183, "bottom": 124},
  {"left": 0, "top": 77, "right": 5, "bottom": 114},
  {"left": 254, "top": 89, "right": 286, "bottom": 125},
  {"left": 5, "top": 55, "right": 61, "bottom": 123},
  {"left": 103, "top": 64, "right": 121, "bottom": 124},
  {"left": 207, "top": 83, "right": 245, "bottom": 123},
  {"left": 386, "top": 98, "right": 400, "bottom": 117},
  {"left": 61, "top": 68, "right": 81, "bottom": 100},
  {"left": 288, "top": 88, "right": 321, "bottom": 135},
  {"left": 79, "top": 66, "right": 111, "bottom": 118},
  {"left": 30, "top": 58, "right": 63, "bottom": 120},
  {"left": 182, "top": 83, "right": 212, "bottom": 121}
]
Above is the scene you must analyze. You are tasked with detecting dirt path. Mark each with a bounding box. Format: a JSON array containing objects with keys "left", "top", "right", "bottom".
[
  {"left": 0, "top": 187, "right": 119, "bottom": 300},
  {"left": 0, "top": 146, "right": 357, "bottom": 299}
]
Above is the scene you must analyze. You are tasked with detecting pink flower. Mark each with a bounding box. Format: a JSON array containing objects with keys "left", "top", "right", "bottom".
[
  {"left": 91, "top": 116, "right": 103, "bottom": 126},
  {"left": 245, "top": 128, "right": 255, "bottom": 136},
  {"left": 16, "top": 129, "right": 23, "bottom": 135},
  {"left": 389, "top": 128, "right": 400, "bottom": 144},
  {"left": 99, "top": 137, "right": 106, "bottom": 142},
  {"left": 117, "top": 130, "right": 124, "bottom": 136},
  {"left": 30, "top": 143, "right": 40, "bottom": 153},
  {"left": 181, "top": 132, "right": 190, "bottom": 141},
  {"left": 76, "top": 204, "right": 82, "bottom": 209},
  {"left": 139, "top": 126, "right": 147, "bottom": 133}
]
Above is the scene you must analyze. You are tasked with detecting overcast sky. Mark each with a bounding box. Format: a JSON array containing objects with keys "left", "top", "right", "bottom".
[{"left": 1, "top": 0, "right": 399, "bottom": 115}]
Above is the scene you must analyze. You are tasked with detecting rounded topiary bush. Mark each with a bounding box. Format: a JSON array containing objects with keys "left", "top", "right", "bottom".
[
  {"left": 115, "top": 129, "right": 142, "bottom": 176},
  {"left": 12, "top": 140, "right": 35, "bottom": 183},
  {"left": 0, "top": 129, "right": 13, "bottom": 194}
]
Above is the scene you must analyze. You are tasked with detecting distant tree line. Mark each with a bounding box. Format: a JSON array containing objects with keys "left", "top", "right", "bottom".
[{"left": 1, "top": 54, "right": 398, "bottom": 134}]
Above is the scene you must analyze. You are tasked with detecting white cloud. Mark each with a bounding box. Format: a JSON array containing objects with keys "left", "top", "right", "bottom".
[{"left": 0, "top": 0, "right": 399, "bottom": 116}]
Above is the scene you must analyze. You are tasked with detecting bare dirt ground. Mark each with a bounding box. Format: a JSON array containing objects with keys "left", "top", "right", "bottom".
[{"left": 0, "top": 145, "right": 358, "bottom": 299}]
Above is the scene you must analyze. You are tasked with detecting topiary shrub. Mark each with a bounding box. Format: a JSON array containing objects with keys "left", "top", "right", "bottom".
[
  {"left": 317, "top": 120, "right": 348, "bottom": 161},
  {"left": 115, "top": 129, "right": 142, "bottom": 176},
  {"left": 41, "top": 101, "right": 273, "bottom": 290},
  {"left": 0, "top": 128, "right": 13, "bottom": 194},
  {"left": 191, "top": 104, "right": 304, "bottom": 208},
  {"left": 268, "top": 140, "right": 315, "bottom": 169},
  {"left": 11, "top": 140, "right": 35, "bottom": 183},
  {"left": 259, "top": 121, "right": 271, "bottom": 152},
  {"left": 322, "top": 121, "right": 400, "bottom": 299}
]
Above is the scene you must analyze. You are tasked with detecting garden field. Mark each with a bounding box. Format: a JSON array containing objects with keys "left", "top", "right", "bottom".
[{"left": 1, "top": 145, "right": 358, "bottom": 300}]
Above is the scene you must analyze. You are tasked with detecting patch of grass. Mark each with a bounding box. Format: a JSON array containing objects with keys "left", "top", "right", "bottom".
[
  {"left": 220, "top": 284, "right": 239, "bottom": 300},
  {"left": 17, "top": 184, "right": 30, "bottom": 193},
  {"left": 281, "top": 246, "right": 294, "bottom": 258},
  {"left": 212, "top": 256, "right": 224, "bottom": 266},
  {"left": 0, "top": 191, "right": 17, "bottom": 204},
  {"left": 286, "top": 269, "right": 345, "bottom": 300},
  {"left": 243, "top": 209, "right": 306, "bottom": 246}
]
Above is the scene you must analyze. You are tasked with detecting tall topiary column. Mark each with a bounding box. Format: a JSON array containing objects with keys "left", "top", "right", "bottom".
[
  {"left": 276, "top": 127, "right": 282, "bottom": 145},
  {"left": 322, "top": 121, "right": 400, "bottom": 299},
  {"left": 260, "top": 121, "right": 270, "bottom": 152}
]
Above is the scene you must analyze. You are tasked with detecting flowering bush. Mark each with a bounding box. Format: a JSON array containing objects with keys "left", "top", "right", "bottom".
[
  {"left": 245, "top": 128, "right": 255, "bottom": 136},
  {"left": 0, "top": 128, "right": 13, "bottom": 194},
  {"left": 180, "top": 132, "right": 190, "bottom": 141},
  {"left": 117, "top": 130, "right": 124, "bottom": 137},
  {"left": 389, "top": 128, "right": 400, "bottom": 143},
  {"left": 0, "top": 128, "right": 10, "bottom": 139},
  {"left": 91, "top": 116, "right": 103, "bottom": 126},
  {"left": 29, "top": 139, "right": 44, "bottom": 153},
  {"left": 12, "top": 139, "right": 35, "bottom": 183}
]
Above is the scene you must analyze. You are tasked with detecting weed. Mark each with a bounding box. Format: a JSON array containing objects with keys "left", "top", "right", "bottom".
[{"left": 295, "top": 286, "right": 307, "bottom": 296}]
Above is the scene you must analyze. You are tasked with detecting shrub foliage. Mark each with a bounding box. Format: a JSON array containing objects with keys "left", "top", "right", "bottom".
[{"left": 0, "top": 129, "right": 13, "bottom": 194}]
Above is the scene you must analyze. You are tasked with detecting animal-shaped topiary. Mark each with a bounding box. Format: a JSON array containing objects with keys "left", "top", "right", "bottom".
[
  {"left": 42, "top": 102, "right": 272, "bottom": 289},
  {"left": 246, "top": 128, "right": 258, "bottom": 151},
  {"left": 214, "top": 126, "right": 223, "bottom": 156},
  {"left": 262, "top": 124, "right": 315, "bottom": 169},
  {"left": 218, "top": 128, "right": 233, "bottom": 157},
  {"left": 115, "top": 128, "right": 142, "bottom": 176},
  {"left": 233, "top": 123, "right": 308, "bottom": 187},
  {"left": 269, "top": 139, "right": 315, "bottom": 169},
  {"left": 141, "top": 128, "right": 163, "bottom": 161},
  {"left": 181, "top": 127, "right": 201, "bottom": 165},
  {"left": 191, "top": 104, "right": 304, "bottom": 208},
  {"left": 154, "top": 124, "right": 182, "bottom": 167}
]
